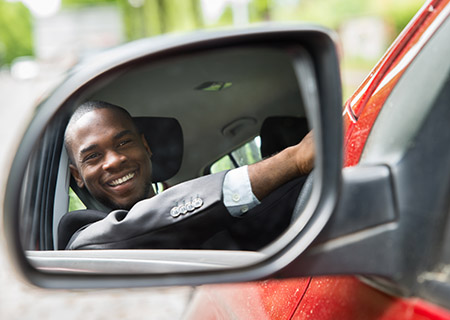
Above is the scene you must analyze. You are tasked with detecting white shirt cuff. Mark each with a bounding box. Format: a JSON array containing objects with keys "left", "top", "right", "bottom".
[{"left": 222, "top": 165, "right": 260, "bottom": 217}]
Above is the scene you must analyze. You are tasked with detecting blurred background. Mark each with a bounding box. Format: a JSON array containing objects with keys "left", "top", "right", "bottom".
[{"left": 1, "top": 0, "right": 424, "bottom": 103}]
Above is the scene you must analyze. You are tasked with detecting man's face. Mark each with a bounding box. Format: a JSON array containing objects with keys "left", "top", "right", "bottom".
[{"left": 68, "top": 108, "right": 154, "bottom": 210}]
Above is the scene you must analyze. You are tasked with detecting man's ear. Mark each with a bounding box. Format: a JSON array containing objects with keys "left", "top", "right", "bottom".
[
  {"left": 141, "top": 134, "right": 152, "bottom": 157},
  {"left": 69, "top": 164, "right": 85, "bottom": 188}
]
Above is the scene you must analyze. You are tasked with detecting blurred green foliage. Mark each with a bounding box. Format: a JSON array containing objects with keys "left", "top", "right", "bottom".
[
  {"left": 0, "top": 0, "right": 32, "bottom": 66},
  {"left": 211, "top": 138, "right": 262, "bottom": 173},
  {"left": 210, "top": 155, "right": 235, "bottom": 174},
  {"left": 249, "top": 0, "right": 271, "bottom": 22},
  {"left": 118, "top": 0, "right": 203, "bottom": 40},
  {"left": 272, "top": 0, "right": 424, "bottom": 36},
  {"left": 0, "top": 0, "right": 425, "bottom": 66},
  {"left": 62, "top": 0, "right": 115, "bottom": 6},
  {"left": 375, "top": 0, "right": 425, "bottom": 34},
  {"left": 68, "top": 187, "right": 86, "bottom": 211},
  {"left": 273, "top": 0, "right": 370, "bottom": 28}
]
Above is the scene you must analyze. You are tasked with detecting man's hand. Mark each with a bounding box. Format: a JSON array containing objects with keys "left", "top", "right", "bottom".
[
  {"left": 293, "top": 131, "right": 315, "bottom": 176},
  {"left": 248, "top": 131, "right": 315, "bottom": 200}
]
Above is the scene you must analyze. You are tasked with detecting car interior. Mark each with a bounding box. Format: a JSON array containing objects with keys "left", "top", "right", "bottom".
[{"left": 17, "top": 44, "right": 316, "bottom": 273}]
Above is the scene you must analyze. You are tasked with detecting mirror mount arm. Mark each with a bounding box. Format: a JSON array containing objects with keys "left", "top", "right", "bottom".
[
  {"left": 317, "top": 165, "right": 397, "bottom": 243},
  {"left": 281, "top": 165, "right": 404, "bottom": 288}
]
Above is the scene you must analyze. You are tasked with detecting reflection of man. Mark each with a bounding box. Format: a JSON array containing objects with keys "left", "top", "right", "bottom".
[{"left": 59, "top": 101, "right": 314, "bottom": 250}]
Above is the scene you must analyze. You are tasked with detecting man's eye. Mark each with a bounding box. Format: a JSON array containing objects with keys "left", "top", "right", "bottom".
[
  {"left": 118, "top": 140, "right": 131, "bottom": 147},
  {"left": 84, "top": 153, "right": 99, "bottom": 162}
]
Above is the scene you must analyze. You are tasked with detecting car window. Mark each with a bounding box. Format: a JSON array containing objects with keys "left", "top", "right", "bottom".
[
  {"left": 69, "top": 187, "right": 86, "bottom": 211},
  {"left": 210, "top": 136, "right": 262, "bottom": 173}
]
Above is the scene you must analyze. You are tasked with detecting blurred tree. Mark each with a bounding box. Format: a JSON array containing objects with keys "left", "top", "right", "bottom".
[
  {"left": 271, "top": 0, "right": 423, "bottom": 36},
  {"left": 59, "top": 0, "right": 424, "bottom": 39},
  {"left": 0, "top": 0, "right": 424, "bottom": 67},
  {"left": 0, "top": 0, "right": 32, "bottom": 66},
  {"left": 62, "top": 0, "right": 116, "bottom": 6},
  {"left": 118, "top": 0, "right": 162, "bottom": 39},
  {"left": 374, "top": 0, "right": 424, "bottom": 34},
  {"left": 118, "top": 0, "right": 204, "bottom": 40},
  {"left": 249, "top": 0, "right": 271, "bottom": 22},
  {"left": 271, "top": 0, "right": 372, "bottom": 29},
  {"left": 208, "top": 5, "right": 234, "bottom": 28}
]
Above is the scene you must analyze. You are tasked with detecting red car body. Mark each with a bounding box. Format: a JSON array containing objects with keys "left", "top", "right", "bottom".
[{"left": 185, "top": 0, "right": 450, "bottom": 319}]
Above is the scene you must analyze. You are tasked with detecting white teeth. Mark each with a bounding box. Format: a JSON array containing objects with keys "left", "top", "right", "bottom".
[{"left": 110, "top": 172, "right": 135, "bottom": 186}]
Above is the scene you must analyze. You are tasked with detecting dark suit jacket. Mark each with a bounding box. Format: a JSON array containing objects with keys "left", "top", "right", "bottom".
[{"left": 58, "top": 171, "right": 306, "bottom": 250}]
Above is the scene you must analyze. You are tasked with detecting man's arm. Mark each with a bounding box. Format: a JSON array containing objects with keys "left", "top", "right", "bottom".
[
  {"left": 62, "top": 132, "right": 314, "bottom": 250},
  {"left": 248, "top": 131, "right": 314, "bottom": 200},
  {"left": 64, "top": 171, "right": 230, "bottom": 250}
]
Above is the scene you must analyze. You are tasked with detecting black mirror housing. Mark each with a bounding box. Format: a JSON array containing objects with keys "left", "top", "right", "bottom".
[{"left": 4, "top": 25, "right": 343, "bottom": 288}]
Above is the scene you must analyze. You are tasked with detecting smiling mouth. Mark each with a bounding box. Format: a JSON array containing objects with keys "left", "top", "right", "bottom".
[{"left": 108, "top": 172, "right": 136, "bottom": 187}]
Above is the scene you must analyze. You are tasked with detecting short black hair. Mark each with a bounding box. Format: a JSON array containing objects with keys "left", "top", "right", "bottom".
[{"left": 64, "top": 100, "right": 135, "bottom": 162}]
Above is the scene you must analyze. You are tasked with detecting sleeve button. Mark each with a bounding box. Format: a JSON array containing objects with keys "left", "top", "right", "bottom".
[{"left": 240, "top": 205, "right": 249, "bottom": 214}]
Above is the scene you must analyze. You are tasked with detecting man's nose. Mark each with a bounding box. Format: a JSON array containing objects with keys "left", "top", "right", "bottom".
[{"left": 102, "top": 151, "right": 127, "bottom": 171}]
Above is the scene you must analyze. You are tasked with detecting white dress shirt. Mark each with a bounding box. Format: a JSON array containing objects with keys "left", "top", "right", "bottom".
[{"left": 222, "top": 165, "right": 260, "bottom": 217}]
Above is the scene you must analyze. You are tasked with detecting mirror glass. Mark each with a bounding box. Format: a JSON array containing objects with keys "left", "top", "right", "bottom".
[{"left": 18, "top": 45, "right": 317, "bottom": 273}]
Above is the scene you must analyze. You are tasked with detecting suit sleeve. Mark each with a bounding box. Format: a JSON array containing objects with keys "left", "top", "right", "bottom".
[{"left": 66, "top": 171, "right": 231, "bottom": 250}]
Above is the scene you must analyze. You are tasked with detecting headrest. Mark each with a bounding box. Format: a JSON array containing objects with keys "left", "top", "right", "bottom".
[
  {"left": 260, "top": 116, "right": 309, "bottom": 158},
  {"left": 70, "top": 117, "right": 183, "bottom": 211},
  {"left": 133, "top": 117, "right": 183, "bottom": 182}
]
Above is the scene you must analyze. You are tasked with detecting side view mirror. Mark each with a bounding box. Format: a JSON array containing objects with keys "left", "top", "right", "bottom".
[{"left": 4, "top": 25, "right": 346, "bottom": 288}]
